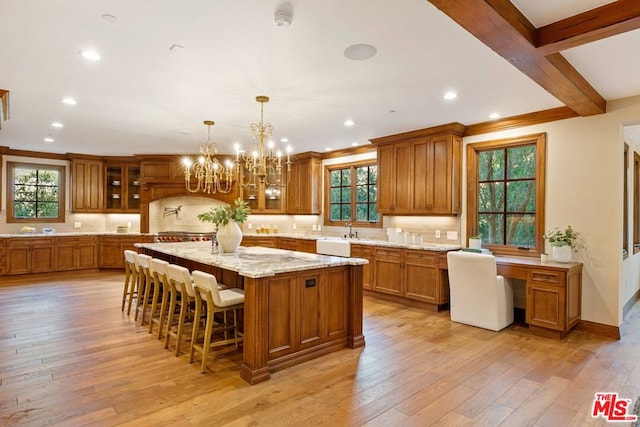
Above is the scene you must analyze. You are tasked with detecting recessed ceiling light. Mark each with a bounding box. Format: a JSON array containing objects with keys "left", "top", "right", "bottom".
[
  {"left": 280, "top": 137, "right": 289, "bottom": 143},
  {"left": 62, "top": 97, "right": 77, "bottom": 105},
  {"left": 343, "top": 44, "right": 377, "bottom": 61},
  {"left": 351, "top": 142, "right": 359, "bottom": 146},
  {"left": 43, "top": 137, "right": 54, "bottom": 143},
  {"left": 344, "top": 119, "right": 355, "bottom": 127},
  {"left": 51, "top": 122, "right": 64, "bottom": 128},
  {"left": 489, "top": 112, "right": 501, "bottom": 120},
  {"left": 325, "top": 147, "right": 332, "bottom": 152},
  {"left": 81, "top": 50, "right": 101, "bottom": 61},
  {"left": 443, "top": 91, "right": 457, "bottom": 100}
]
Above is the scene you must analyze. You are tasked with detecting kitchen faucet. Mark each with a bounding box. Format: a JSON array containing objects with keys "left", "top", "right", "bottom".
[{"left": 345, "top": 222, "right": 358, "bottom": 239}]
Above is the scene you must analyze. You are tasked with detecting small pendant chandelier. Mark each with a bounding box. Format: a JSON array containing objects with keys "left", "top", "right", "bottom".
[
  {"left": 234, "top": 96, "right": 292, "bottom": 189},
  {"left": 182, "top": 120, "right": 235, "bottom": 194}
]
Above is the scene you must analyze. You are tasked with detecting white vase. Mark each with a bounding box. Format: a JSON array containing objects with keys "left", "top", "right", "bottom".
[
  {"left": 552, "top": 245, "right": 572, "bottom": 263},
  {"left": 217, "top": 221, "right": 243, "bottom": 253}
]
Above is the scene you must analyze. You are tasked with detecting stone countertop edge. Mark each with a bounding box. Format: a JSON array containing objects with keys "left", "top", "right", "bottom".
[
  {"left": 243, "top": 232, "right": 462, "bottom": 252},
  {"left": 135, "top": 241, "right": 368, "bottom": 279}
]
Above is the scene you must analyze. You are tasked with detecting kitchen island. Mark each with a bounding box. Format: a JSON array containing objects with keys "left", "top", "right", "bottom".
[{"left": 136, "top": 241, "right": 367, "bottom": 384}]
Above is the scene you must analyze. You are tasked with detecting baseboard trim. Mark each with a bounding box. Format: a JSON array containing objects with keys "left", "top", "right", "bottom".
[
  {"left": 575, "top": 320, "right": 620, "bottom": 340},
  {"left": 623, "top": 288, "right": 640, "bottom": 319}
]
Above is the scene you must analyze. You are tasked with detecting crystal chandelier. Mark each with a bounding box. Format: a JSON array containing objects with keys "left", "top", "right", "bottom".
[
  {"left": 235, "top": 96, "right": 292, "bottom": 189},
  {"left": 182, "top": 120, "right": 235, "bottom": 194}
]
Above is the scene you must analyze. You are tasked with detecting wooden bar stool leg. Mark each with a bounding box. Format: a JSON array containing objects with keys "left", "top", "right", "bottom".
[
  {"left": 164, "top": 287, "right": 177, "bottom": 350},
  {"left": 121, "top": 262, "right": 131, "bottom": 311},
  {"left": 126, "top": 268, "right": 138, "bottom": 316},
  {"left": 157, "top": 285, "right": 169, "bottom": 340}
]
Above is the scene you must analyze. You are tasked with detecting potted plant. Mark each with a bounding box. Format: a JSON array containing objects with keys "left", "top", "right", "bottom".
[
  {"left": 468, "top": 234, "right": 482, "bottom": 250},
  {"left": 543, "top": 225, "right": 580, "bottom": 263},
  {"left": 197, "top": 198, "right": 250, "bottom": 253}
]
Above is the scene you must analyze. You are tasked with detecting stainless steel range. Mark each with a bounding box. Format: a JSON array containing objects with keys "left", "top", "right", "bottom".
[{"left": 154, "top": 231, "right": 215, "bottom": 243}]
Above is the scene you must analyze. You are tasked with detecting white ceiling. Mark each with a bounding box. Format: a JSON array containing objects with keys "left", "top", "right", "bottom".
[{"left": 1, "top": 0, "right": 639, "bottom": 156}]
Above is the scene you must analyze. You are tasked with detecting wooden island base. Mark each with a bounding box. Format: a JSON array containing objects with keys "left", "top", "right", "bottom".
[{"left": 138, "top": 243, "right": 366, "bottom": 384}]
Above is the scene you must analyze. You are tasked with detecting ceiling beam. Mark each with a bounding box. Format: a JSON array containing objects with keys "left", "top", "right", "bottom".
[
  {"left": 536, "top": 0, "right": 640, "bottom": 55},
  {"left": 427, "top": 0, "right": 606, "bottom": 116}
]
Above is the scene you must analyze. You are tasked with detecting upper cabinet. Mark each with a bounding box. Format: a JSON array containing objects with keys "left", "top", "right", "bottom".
[
  {"left": 69, "top": 155, "right": 104, "bottom": 213},
  {"left": 286, "top": 152, "right": 322, "bottom": 215},
  {"left": 371, "top": 123, "right": 465, "bottom": 216},
  {"left": 238, "top": 164, "right": 285, "bottom": 214},
  {"left": 105, "top": 162, "right": 141, "bottom": 213}
]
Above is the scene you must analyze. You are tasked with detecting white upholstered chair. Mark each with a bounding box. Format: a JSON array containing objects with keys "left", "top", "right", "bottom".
[
  {"left": 165, "top": 264, "right": 197, "bottom": 356},
  {"left": 134, "top": 253, "right": 154, "bottom": 324},
  {"left": 148, "top": 258, "right": 170, "bottom": 338},
  {"left": 122, "top": 250, "right": 139, "bottom": 316},
  {"left": 446, "top": 251, "right": 514, "bottom": 331}
]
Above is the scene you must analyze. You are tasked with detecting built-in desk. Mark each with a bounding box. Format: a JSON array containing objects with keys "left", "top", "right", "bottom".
[{"left": 439, "top": 254, "right": 582, "bottom": 339}]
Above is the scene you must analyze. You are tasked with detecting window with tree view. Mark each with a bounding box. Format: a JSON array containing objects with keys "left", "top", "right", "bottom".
[
  {"left": 7, "top": 162, "right": 65, "bottom": 223},
  {"left": 468, "top": 134, "right": 545, "bottom": 256},
  {"left": 325, "top": 161, "right": 380, "bottom": 226}
]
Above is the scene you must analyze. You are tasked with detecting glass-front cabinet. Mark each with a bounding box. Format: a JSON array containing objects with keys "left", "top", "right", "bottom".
[
  {"left": 238, "top": 164, "right": 285, "bottom": 213},
  {"left": 105, "top": 163, "right": 141, "bottom": 212}
]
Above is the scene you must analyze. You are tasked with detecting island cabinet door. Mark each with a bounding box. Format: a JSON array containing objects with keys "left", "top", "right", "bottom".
[
  {"left": 267, "top": 274, "right": 297, "bottom": 360},
  {"left": 322, "top": 267, "right": 349, "bottom": 341},
  {"left": 297, "top": 271, "right": 322, "bottom": 351},
  {"left": 404, "top": 251, "right": 440, "bottom": 303}
]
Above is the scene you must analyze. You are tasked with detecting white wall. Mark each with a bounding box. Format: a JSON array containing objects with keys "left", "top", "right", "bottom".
[{"left": 463, "top": 95, "right": 640, "bottom": 327}]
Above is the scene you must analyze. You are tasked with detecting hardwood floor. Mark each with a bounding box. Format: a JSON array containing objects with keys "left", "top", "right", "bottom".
[{"left": 0, "top": 271, "right": 638, "bottom": 426}]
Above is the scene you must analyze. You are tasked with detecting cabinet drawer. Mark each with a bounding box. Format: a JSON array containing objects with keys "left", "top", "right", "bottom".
[
  {"left": 528, "top": 269, "right": 566, "bottom": 285},
  {"left": 374, "top": 248, "right": 402, "bottom": 259},
  {"left": 405, "top": 250, "right": 436, "bottom": 264}
]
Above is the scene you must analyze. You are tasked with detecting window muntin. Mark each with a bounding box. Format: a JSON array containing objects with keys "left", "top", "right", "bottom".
[
  {"left": 7, "top": 162, "right": 65, "bottom": 223},
  {"left": 325, "top": 161, "right": 380, "bottom": 226},
  {"left": 467, "top": 133, "right": 545, "bottom": 256}
]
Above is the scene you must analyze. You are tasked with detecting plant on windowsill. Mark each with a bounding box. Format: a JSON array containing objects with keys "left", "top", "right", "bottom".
[
  {"left": 543, "top": 225, "right": 582, "bottom": 263},
  {"left": 197, "top": 198, "right": 250, "bottom": 253},
  {"left": 468, "top": 234, "right": 482, "bottom": 250}
]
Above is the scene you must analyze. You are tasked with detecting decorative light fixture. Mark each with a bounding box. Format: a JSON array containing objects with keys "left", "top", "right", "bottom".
[
  {"left": 235, "top": 96, "right": 292, "bottom": 190},
  {"left": 182, "top": 120, "right": 235, "bottom": 194}
]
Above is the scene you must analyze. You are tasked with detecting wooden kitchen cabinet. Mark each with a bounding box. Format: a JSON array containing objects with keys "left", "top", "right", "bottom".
[
  {"left": 70, "top": 156, "right": 104, "bottom": 213},
  {"left": 55, "top": 236, "right": 98, "bottom": 271},
  {"left": 241, "top": 235, "right": 278, "bottom": 248},
  {"left": 104, "top": 162, "right": 141, "bottom": 212},
  {"left": 526, "top": 266, "right": 581, "bottom": 335},
  {"left": 276, "top": 237, "right": 316, "bottom": 253},
  {"left": 99, "top": 235, "right": 154, "bottom": 268},
  {"left": 5, "top": 238, "right": 55, "bottom": 275},
  {"left": 351, "top": 244, "right": 374, "bottom": 290},
  {"left": 371, "top": 247, "right": 448, "bottom": 310},
  {"left": 285, "top": 152, "right": 322, "bottom": 214},
  {"left": 372, "top": 123, "right": 464, "bottom": 215},
  {"left": 238, "top": 165, "right": 285, "bottom": 214}
]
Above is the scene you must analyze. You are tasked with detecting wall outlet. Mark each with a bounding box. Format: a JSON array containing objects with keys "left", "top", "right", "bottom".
[
  {"left": 447, "top": 231, "right": 458, "bottom": 240},
  {"left": 74, "top": 221, "right": 81, "bottom": 229},
  {"left": 292, "top": 223, "right": 297, "bottom": 230},
  {"left": 247, "top": 223, "right": 253, "bottom": 230},
  {"left": 317, "top": 224, "right": 321, "bottom": 231},
  {"left": 435, "top": 230, "right": 441, "bottom": 238},
  {"left": 312, "top": 224, "right": 317, "bottom": 231}
]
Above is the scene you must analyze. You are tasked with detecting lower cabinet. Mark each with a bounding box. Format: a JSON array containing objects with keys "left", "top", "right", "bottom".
[
  {"left": 526, "top": 267, "right": 581, "bottom": 333},
  {"left": 241, "top": 236, "right": 278, "bottom": 248},
  {"left": 351, "top": 244, "right": 374, "bottom": 290},
  {"left": 55, "top": 236, "right": 98, "bottom": 271},
  {"left": 99, "top": 235, "right": 154, "bottom": 268},
  {"left": 371, "top": 247, "right": 448, "bottom": 309},
  {"left": 6, "top": 238, "right": 55, "bottom": 275}
]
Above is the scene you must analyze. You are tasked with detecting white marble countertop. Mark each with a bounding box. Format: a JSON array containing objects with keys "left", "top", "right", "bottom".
[
  {"left": 243, "top": 232, "right": 462, "bottom": 252},
  {"left": 136, "top": 241, "right": 368, "bottom": 278}
]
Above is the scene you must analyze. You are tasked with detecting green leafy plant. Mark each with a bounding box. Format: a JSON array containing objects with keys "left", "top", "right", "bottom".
[
  {"left": 197, "top": 198, "right": 250, "bottom": 226},
  {"left": 543, "top": 225, "right": 581, "bottom": 249}
]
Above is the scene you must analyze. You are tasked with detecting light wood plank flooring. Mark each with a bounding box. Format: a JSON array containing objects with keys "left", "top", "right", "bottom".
[{"left": 0, "top": 271, "right": 638, "bottom": 426}]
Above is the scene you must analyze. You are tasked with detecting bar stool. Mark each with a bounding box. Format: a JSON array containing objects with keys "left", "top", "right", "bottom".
[
  {"left": 190, "top": 270, "right": 244, "bottom": 373},
  {"left": 165, "top": 264, "right": 196, "bottom": 357},
  {"left": 148, "top": 258, "right": 170, "bottom": 338},
  {"left": 134, "top": 254, "right": 154, "bottom": 324},
  {"left": 122, "top": 250, "right": 139, "bottom": 316}
]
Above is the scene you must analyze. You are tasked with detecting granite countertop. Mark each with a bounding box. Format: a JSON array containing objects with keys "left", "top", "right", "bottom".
[
  {"left": 243, "top": 232, "right": 462, "bottom": 252},
  {"left": 0, "top": 232, "right": 153, "bottom": 238},
  {"left": 136, "top": 241, "right": 368, "bottom": 278}
]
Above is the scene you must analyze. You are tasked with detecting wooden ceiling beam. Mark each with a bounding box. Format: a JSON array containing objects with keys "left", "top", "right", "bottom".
[
  {"left": 536, "top": 0, "right": 640, "bottom": 55},
  {"left": 427, "top": 0, "right": 606, "bottom": 116}
]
